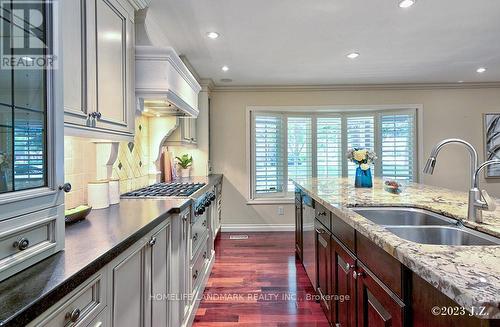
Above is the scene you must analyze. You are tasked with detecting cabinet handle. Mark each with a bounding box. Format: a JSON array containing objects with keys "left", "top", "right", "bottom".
[
  {"left": 318, "top": 211, "right": 327, "bottom": 216},
  {"left": 193, "top": 270, "right": 199, "bottom": 280},
  {"left": 13, "top": 238, "right": 29, "bottom": 251},
  {"left": 59, "top": 183, "right": 72, "bottom": 193},
  {"left": 353, "top": 271, "right": 364, "bottom": 279},
  {"left": 345, "top": 263, "right": 354, "bottom": 271},
  {"left": 66, "top": 308, "right": 81, "bottom": 323},
  {"left": 148, "top": 236, "right": 157, "bottom": 247},
  {"left": 203, "top": 251, "right": 207, "bottom": 259},
  {"left": 315, "top": 228, "right": 325, "bottom": 234},
  {"left": 193, "top": 233, "right": 198, "bottom": 242}
]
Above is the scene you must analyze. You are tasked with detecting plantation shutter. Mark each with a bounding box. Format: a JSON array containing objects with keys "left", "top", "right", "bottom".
[
  {"left": 13, "top": 113, "right": 45, "bottom": 190},
  {"left": 253, "top": 114, "right": 285, "bottom": 196},
  {"left": 346, "top": 116, "right": 375, "bottom": 177},
  {"left": 317, "top": 117, "right": 342, "bottom": 178},
  {"left": 380, "top": 112, "right": 415, "bottom": 181},
  {"left": 287, "top": 116, "right": 312, "bottom": 191}
]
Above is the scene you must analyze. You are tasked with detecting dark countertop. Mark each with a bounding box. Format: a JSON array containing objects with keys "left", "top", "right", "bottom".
[{"left": 0, "top": 198, "right": 190, "bottom": 327}]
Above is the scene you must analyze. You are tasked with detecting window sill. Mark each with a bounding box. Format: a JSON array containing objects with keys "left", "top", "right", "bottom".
[{"left": 246, "top": 198, "right": 295, "bottom": 205}]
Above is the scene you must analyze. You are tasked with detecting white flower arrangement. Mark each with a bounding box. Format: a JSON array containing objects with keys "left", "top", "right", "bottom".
[{"left": 346, "top": 148, "right": 377, "bottom": 170}]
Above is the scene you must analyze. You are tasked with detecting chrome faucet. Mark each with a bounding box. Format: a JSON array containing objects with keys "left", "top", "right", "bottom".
[
  {"left": 423, "top": 138, "right": 497, "bottom": 223},
  {"left": 468, "top": 160, "right": 500, "bottom": 222}
]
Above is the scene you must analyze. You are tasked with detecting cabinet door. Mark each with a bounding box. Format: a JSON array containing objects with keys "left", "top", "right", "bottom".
[
  {"left": 93, "top": 0, "right": 133, "bottom": 133},
  {"left": 111, "top": 242, "right": 147, "bottom": 327},
  {"left": 180, "top": 118, "right": 197, "bottom": 143},
  {"left": 315, "top": 223, "right": 331, "bottom": 320},
  {"left": 331, "top": 235, "right": 356, "bottom": 327},
  {"left": 149, "top": 223, "right": 171, "bottom": 327},
  {"left": 62, "top": 0, "right": 88, "bottom": 125},
  {"left": 356, "top": 264, "right": 404, "bottom": 327}
]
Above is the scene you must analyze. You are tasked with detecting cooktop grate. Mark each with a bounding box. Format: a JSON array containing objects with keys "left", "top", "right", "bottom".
[{"left": 122, "top": 182, "right": 206, "bottom": 197}]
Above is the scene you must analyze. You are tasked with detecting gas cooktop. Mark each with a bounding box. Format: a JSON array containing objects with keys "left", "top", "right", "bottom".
[{"left": 121, "top": 182, "right": 206, "bottom": 198}]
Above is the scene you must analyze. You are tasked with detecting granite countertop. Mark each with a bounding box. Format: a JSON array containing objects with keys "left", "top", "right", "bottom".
[
  {"left": 0, "top": 199, "right": 191, "bottom": 326},
  {"left": 293, "top": 177, "right": 500, "bottom": 319}
]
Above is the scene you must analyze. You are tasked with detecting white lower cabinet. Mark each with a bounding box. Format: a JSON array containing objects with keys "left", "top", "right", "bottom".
[
  {"left": 109, "top": 219, "right": 171, "bottom": 327},
  {"left": 109, "top": 239, "right": 146, "bottom": 327},
  {"left": 29, "top": 207, "right": 216, "bottom": 327},
  {"left": 27, "top": 269, "right": 107, "bottom": 327}
]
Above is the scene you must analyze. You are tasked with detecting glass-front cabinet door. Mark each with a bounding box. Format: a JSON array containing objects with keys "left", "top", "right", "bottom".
[{"left": 0, "top": 1, "right": 64, "bottom": 224}]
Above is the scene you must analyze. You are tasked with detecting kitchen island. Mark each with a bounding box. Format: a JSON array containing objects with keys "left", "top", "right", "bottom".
[{"left": 293, "top": 177, "right": 500, "bottom": 325}]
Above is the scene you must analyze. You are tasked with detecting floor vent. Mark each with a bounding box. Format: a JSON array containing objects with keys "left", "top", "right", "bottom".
[{"left": 229, "top": 234, "right": 249, "bottom": 240}]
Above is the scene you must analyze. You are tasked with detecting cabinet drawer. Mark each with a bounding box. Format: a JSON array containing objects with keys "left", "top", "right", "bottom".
[
  {"left": 29, "top": 271, "right": 107, "bottom": 327},
  {"left": 85, "top": 307, "right": 109, "bottom": 327},
  {"left": 315, "top": 203, "right": 331, "bottom": 230},
  {"left": 191, "top": 234, "right": 209, "bottom": 294},
  {"left": 191, "top": 215, "right": 208, "bottom": 260},
  {"left": 331, "top": 212, "right": 355, "bottom": 253},
  {"left": 0, "top": 208, "right": 58, "bottom": 274}
]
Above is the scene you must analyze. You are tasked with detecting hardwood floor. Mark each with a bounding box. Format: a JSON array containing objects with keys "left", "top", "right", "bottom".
[{"left": 193, "top": 232, "right": 330, "bottom": 327}]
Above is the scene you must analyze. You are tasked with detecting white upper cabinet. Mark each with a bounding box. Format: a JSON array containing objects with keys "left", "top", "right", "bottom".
[
  {"left": 62, "top": 0, "right": 136, "bottom": 139},
  {"left": 0, "top": 0, "right": 65, "bottom": 282}
]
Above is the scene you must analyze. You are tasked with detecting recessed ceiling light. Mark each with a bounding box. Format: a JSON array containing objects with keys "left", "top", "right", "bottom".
[
  {"left": 156, "top": 113, "right": 161, "bottom": 117},
  {"left": 476, "top": 67, "right": 487, "bottom": 73},
  {"left": 399, "top": 0, "right": 416, "bottom": 8},
  {"left": 347, "top": 52, "right": 360, "bottom": 59},
  {"left": 222, "top": 65, "right": 229, "bottom": 72},
  {"left": 457, "top": 80, "right": 464, "bottom": 83},
  {"left": 206, "top": 32, "right": 219, "bottom": 39}
]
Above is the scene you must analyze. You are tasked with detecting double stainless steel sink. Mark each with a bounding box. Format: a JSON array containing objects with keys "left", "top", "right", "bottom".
[{"left": 352, "top": 207, "right": 500, "bottom": 246}]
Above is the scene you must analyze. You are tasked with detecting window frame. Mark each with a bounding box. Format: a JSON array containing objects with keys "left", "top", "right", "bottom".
[{"left": 247, "top": 105, "right": 423, "bottom": 203}]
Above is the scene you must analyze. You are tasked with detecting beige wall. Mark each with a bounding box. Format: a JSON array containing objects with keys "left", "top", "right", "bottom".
[{"left": 210, "top": 87, "right": 500, "bottom": 228}]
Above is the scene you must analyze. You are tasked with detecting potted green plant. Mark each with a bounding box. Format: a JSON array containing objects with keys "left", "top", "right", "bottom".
[{"left": 176, "top": 154, "right": 193, "bottom": 178}]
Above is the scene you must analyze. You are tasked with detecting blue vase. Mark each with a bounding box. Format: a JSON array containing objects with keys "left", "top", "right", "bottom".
[{"left": 355, "top": 166, "right": 372, "bottom": 188}]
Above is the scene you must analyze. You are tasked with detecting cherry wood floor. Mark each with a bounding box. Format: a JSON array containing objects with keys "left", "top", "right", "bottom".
[{"left": 192, "top": 232, "right": 330, "bottom": 327}]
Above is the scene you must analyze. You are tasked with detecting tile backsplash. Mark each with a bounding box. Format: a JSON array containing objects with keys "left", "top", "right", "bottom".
[
  {"left": 64, "top": 116, "right": 153, "bottom": 209},
  {"left": 64, "top": 115, "right": 206, "bottom": 209},
  {"left": 111, "top": 116, "right": 154, "bottom": 194},
  {"left": 64, "top": 136, "right": 97, "bottom": 209}
]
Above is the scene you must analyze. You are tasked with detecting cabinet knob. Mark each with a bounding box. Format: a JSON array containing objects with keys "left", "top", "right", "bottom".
[
  {"left": 59, "top": 183, "right": 72, "bottom": 193},
  {"left": 202, "top": 220, "right": 207, "bottom": 227},
  {"left": 193, "top": 233, "right": 198, "bottom": 242},
  {"left": 148, "top": 236, "right": 157, "bottom": 247},
  {"left": 193, "top": 270, "right": 199, "bottom": 280},
  {"left": 353, "top": 271, "right": 365, "bottom": 279},
  {"left": 67, "top": 308, "right": 81, "bottom": 323},
  {"left": 345, "top": 263, "right": 354, "bottom": 271},
  {"left": 203, "top": 251, "right": 207, "bottom": 259},
  {"left": 13, "top": 238, "right": 29, "bottom": 251}
]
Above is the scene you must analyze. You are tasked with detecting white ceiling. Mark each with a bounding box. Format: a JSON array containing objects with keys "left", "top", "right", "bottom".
[{"left": 148, "top": 0, "right": 500, "bottom": 86}]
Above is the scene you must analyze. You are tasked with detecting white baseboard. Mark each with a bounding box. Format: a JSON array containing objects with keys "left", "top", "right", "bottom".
[{"left": 221, "top": 224, "right": 295, "bottom": 232}]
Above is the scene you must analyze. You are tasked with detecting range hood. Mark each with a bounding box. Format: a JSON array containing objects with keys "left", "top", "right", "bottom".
[{"left": 135, "top": 9, "right": 201, "bottom": 117}]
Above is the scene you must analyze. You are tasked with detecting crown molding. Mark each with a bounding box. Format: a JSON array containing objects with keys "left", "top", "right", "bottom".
[
  {"left": 209, "top": 82, "right": 500, "bottom": 92},
  {"left": 199, "top": 78, "right": 215, "bottom": 92}
]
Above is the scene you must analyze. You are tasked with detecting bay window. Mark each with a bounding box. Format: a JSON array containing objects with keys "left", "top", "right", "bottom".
[{"left": 249, "top": 107, "right": 418, "bottom": 199}]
